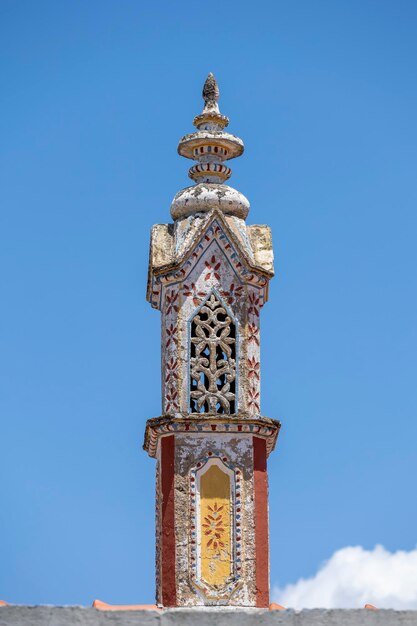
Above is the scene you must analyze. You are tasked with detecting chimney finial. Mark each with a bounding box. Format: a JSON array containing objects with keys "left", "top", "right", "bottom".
[
  {"left": 202, "top": 73, "right": 220, "bottom": 111},
  {"left": 172, "top": 74, "right": 248, "bottom": 221}
]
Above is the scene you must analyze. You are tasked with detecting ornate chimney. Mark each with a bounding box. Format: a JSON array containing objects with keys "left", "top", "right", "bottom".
[{"left": 144, "top": 74, "right": 280, "bottom": 607}]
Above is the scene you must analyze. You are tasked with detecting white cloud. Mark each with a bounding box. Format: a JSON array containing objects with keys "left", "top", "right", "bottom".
[{"left": 273, "top": 545, "right": 417, "bottom": 609}]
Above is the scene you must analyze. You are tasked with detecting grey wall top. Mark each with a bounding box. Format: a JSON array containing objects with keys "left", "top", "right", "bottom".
[{"left": 1, "top": 607, "right": 417, "bottom": 626}]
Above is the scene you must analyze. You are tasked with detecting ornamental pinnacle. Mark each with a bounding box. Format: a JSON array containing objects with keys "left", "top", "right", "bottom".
[{"left": 144, "top": 74, "right": 280, "bottom": 608}]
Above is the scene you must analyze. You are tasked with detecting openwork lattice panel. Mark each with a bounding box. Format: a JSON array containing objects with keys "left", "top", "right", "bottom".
[{"left": 190, "top": 292, "right": 237, "bottom": 414}]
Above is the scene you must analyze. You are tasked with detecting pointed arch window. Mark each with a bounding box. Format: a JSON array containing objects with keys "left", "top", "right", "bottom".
[{"left": 190, "top": 292, "right": 236, "bottom": 414}]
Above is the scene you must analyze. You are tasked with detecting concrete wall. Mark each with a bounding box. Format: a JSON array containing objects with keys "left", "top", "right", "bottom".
[{"left": 1, "top": 607, "right": 417, "bottom": 626}]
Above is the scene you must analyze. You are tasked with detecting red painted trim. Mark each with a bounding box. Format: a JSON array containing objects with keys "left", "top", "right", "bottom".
[
  {"left": 160, "top": 435, "right": 176, "bottom": 606},
  {"left": 253, "top": 436, "right": 269, "bottom": 607}
]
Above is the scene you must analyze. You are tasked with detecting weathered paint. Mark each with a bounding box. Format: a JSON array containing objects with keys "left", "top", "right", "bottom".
[
  {"left": 160, "top": 436, "right": 176, "bottom": 607},
  {"left": 253, "top": 436, "right": 270, "bottom": 607},
  {"left": 174, "top": 433, "right": 256, "bottom": 606}
]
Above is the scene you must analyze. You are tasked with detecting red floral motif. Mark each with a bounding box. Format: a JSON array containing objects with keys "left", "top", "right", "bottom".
[
  {"left": 165, "top": 324, "right": 177, "bottom": 348},
  {"left": 183, "top": 282, "right": 206, "bottom": 306},
  {"left": 204, "top": 255, "right": 221, "bottom": 281},
  {"left": 202, "top": 503, "right": 225, "bottom": 550},
  {"left": 247, "top": 357, "right": 260, "bottom": 380},
  {"left": 165, "top": 357, "right": 178, "bottom": 383},
  {"left": 172, "top": 268, "right": 186, "bottom": 282},
  {"left": 248, "top": 323, "right": 260, "bottom": 345},
  {"left": 165, "top": 290, "right": 179, "bottom": 315},
  {"left": 222, "top": 282, "right": 244, "bottom": 305},
  {"left": 248, "top": 292, "right": 261, "bottom": 317},
  {"left": 165, "top": 386, "right": 179, "bottom": 412},
  {"left": 248, "top": 387, "right": 260, "bottom": 413}
]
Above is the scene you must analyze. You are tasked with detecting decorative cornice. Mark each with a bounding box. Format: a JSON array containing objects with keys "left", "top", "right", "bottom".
[{"left": 143, "top": 414, "right": 281, "bottom": 459}]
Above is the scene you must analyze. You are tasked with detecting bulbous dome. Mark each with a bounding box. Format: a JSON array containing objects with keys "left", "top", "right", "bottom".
[{"left": 170, "top": 183, "right": 250, "bottom": 221}]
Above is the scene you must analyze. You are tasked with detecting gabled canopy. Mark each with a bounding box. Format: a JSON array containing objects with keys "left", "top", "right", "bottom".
[{"left": 147, "top": 209, "right": 274, "bottom": 307}]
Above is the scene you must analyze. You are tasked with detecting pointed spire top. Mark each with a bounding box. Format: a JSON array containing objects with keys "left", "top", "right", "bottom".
[
  {"left": 202, "top": 73, "right": 220, "bottom": 112},
  {"left": 192, "top": 73, "right": 229, "bottom": 131}
]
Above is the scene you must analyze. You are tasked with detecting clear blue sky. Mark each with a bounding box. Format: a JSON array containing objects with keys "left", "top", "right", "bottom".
[{"left": 1, "top": 0, "right": 416, "bottom": 606}]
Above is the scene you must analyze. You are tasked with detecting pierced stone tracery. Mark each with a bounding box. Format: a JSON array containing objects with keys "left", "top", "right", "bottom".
[{"left": 190, "top": 293, "right": 236, "bottom": 414}]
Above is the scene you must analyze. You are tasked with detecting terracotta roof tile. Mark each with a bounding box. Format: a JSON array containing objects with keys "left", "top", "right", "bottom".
[{"left": 92, "top": 600, "right": 161, "bottom": 611}]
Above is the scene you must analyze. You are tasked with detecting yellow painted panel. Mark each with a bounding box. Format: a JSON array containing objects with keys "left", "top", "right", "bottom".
[{"left": 200, "top": 464, "right": 232, "bottom": 586}]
